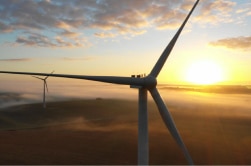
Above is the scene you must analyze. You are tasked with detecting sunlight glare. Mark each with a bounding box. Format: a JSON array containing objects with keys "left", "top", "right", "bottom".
[{"left": 185, "top": 60, "right": 223, "bottom": 85}]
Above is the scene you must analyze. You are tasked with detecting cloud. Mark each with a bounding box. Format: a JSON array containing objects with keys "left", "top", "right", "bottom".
[
  {"left": 16, "top": 33, "right": 54, "bottom": 47},
  {"left": 62, "top": 57, "right": 95, "bottom": 61},
  {"left": 234, "top": 3, "right": 251, "bottom": 25},
  {"left": 60, "top": 30, "right": 81, "bottom": 39},
  {"left": 236, "top": 2, "right": 251, "bottom": 15},
  {"left": 0, "top": 21, "right": 13, "bottom": 33},
  {"left": 95, "top": 32, "right": 117, "bottom": 38},
  {"left": 153, "top": 10, "right": 188, "bottom": 30},
  {"left": 0, "top": 58, "right": 32, "bottom": 62},
  {"left": 209, "top": 36, "right": 251, "bottom": 50},
  {"left": 13, "top": 32, "right": 89, "bottom": 48},
  {"left": 0, "top": 0, "right": 247, "bottom": 47},
  {"left": 180, "top": 0, "right": 195, "bottom": 11},
  {"left": 193, "top": 0, "right": 236, "bottom": 25}
]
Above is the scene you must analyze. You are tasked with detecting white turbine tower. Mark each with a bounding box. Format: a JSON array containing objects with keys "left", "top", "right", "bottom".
[
  {"left": 32, "top": 71, "right": 54, "bottom": 108},
  {"left": 0, "top": 0, "right": 199, "bottom": 164}
]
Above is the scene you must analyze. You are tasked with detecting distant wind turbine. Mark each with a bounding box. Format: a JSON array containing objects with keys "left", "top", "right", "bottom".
[
  {"left": 32, "top": 71, "right": 54, "bottom": 108},
  {"left": 0, "top": 0, "right": 200, "bottom": 164}
]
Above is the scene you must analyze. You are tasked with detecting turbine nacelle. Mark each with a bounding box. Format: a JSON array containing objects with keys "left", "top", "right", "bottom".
[{"left": 130, "top": 75, "right": 157, "bottom": 89}]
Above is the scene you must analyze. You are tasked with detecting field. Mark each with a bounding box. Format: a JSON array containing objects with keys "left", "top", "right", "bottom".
[{"left": 0, "top": 98, "right": 251, "bottom": 165}]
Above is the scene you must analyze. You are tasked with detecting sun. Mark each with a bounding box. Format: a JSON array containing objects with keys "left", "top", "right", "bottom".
[{"left": 185, "top": 60, "right": 223, "bottom": 85}]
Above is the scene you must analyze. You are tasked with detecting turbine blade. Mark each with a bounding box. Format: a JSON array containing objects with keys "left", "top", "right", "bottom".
[
  {"left": 45, "top": 70, "right": 54, "bottom": 80},
  {"left": 149, "top": 87, "right": 193, "bottom": 165},
  {"left": 0, "top": 71, "right": 144, "bottom": 86},
  {"left": 45, "top": 81, "right": 49, "bottom": 93},
  {"left": 32, "top": 76, "right": 44, "bottom": 80},
  {"left": 150, "top": 0, "right": 200, "bottom": 78}
]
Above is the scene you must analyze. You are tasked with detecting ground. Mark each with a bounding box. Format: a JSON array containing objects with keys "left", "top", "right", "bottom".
[{"left": 0, "top": 99, "right": 251, "bottom": 165}]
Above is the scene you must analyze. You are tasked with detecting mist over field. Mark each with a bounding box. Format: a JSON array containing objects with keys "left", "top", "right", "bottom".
[
  {"left": 1, "top": 82, "right": 251, "bottom": 164},
  {"left": 1, "top": 82, "right": 250, "bottom": 110},
  {"left": 0, "top": 81, "right": 137, "bottom": 108}
]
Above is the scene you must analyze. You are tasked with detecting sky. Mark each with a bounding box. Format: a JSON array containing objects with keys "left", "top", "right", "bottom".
[{"left": 0, "top": 0, "right": 251, "bottom": 87}]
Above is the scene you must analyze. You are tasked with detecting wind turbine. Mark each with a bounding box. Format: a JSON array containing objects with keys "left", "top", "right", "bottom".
[
  {"left": 32, "top": 71, "right": 54, "bottom": 108},
  {"left": 0, "top": 0, "right": 200, "bottom": 164}
]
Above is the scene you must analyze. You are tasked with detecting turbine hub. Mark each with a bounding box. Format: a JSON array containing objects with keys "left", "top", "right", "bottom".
[{"left": 143, "top": 75, "right": 157, "bottom": 89}]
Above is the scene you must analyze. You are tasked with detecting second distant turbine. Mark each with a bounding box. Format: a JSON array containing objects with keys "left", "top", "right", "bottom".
[{"left": 32, "top": 71, "right": 54, "bottom": 108}]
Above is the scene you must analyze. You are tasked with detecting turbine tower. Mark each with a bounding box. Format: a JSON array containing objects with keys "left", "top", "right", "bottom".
[
  {"left": 32, "top": 71, "right": 54, "bottom": 108},
  {"left": 0, "top": 0, "right": 200, "bottom": 164}
]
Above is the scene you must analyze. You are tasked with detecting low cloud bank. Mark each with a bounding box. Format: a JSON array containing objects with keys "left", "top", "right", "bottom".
[
  {"left": 1, "top": 83, "right": 251, "bottom": 111},
  {"left": 0, "top": 92, "right": 38, "bottom": 108},
  {"left": 0, "top": 83, "right": 138, "bottom": 108}
]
